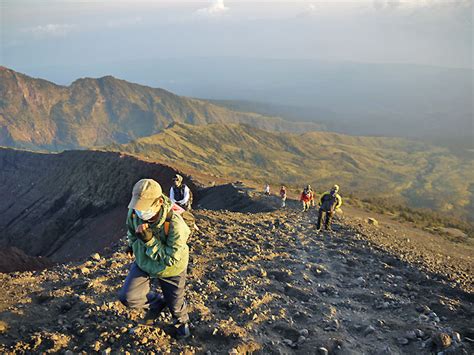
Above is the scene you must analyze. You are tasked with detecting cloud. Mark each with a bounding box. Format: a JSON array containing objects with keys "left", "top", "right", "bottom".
[
  {"left": 106, "top": 16, "right": 142, "bottom": 28},
  {"left": 196, "top": 0, "right": 229, "bottom": 16},
  {"left": 22, "top": 24, "right": 75, "bottom": 37},
  {"left": 372, "top": 0, "right": 472, "bottom": 11},
  {"left": 296, "top": 3, "right": 318, "bottom": 17}
]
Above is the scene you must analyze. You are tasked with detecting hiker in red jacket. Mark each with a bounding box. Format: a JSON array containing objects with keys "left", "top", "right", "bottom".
[{"left": 300, "top": 185, "right": 314, "bottom": 212}]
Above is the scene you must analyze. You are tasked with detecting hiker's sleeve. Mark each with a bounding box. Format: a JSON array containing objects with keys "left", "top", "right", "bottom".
[
  {"left": 144, "top": 217, "right": 190, "bottom": 265},
  {"left": 126, "top": 211, "right": 137, "bottom": 247},
  {"left": 181, "top": 186, "right": 190, "bottom": 204},
  {"left": 336, "top": 195, "right": 343, "bottom": 208}
]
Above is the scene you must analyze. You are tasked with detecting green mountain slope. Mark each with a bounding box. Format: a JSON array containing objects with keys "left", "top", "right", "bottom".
[
  {"left": 106, "top": 123, "right": 474, "bottom": 220},
  {"left": 0, "top": 67, "right": 322, "bottom": 150}
]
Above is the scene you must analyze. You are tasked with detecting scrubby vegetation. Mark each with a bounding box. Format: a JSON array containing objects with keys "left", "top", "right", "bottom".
[
  {"left": 347, "top": 196, "right": 474, "bottom": 242},
  {"left": 108, "top": 123, "right": 474, "bottom": 222}
]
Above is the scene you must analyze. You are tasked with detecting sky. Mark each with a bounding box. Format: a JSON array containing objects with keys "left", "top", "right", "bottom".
[{"left": 1, "top": 0, "right": 472, "bottom": 79}]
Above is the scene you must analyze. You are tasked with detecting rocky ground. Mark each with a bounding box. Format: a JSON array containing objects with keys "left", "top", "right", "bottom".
[{"left": 0, "top": 198, "right": 473, "bottom": 354}]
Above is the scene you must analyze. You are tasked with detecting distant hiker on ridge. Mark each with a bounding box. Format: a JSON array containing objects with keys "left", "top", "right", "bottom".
[
  {"left": 119, "top": 179, "right": 191, "bottom": 338},
  {"left": 316, "top": 184, "right": 342, "bottom": 232},
  {"left": 300, "top": 184, "right": 314, "bottom": 212},
  {"left": 170, "top": 174, "right": 193, "bottom": 211},
  {"left": 264, "top": 184, "right": 271, "bottom": 195},
  {"left": 280, "top": 185, "right": 287, "bottom": 208}
]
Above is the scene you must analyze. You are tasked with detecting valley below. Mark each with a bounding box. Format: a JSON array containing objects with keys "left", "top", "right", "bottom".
[{"left": 107, "top": 123, "right": 474, "bottom": 222}]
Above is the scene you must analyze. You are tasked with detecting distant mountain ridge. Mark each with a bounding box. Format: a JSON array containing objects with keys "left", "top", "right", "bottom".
[
  {"left": 29, "top": 57, "right": 471, "bottom": 141},
  {"left": 106, "top": 122, "right": 474, "bottom": 220},
  {"left": 0, "top": 67, "right": 323, "bottom": 150}
]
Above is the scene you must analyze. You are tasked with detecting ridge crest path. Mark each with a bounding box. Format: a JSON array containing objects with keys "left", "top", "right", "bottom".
[{"left": 0, "top": 205, "right": 472, "bottom": 354}]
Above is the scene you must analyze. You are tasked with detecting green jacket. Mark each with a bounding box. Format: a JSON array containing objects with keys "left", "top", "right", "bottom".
[{"left": 126, "top": 196, "right": 190, "bottom": 278}]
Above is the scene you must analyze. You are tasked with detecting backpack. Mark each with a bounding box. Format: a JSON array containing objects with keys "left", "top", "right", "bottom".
[
  {"left": 321, "top": 193, "right": 338, "bottom": 212},
  {"left": 164, "top": 206, "right": 197, "bottom": 238}
]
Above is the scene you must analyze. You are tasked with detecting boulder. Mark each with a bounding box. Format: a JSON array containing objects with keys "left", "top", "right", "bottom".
[{"left": 367, "top": 218, "right": 379, "bottom": 226}]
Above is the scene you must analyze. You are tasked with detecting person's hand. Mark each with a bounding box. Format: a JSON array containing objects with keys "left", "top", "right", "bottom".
[
  {"left": 136, "top": 223, "right": 149, "bottom": 234},
  {"left": 125, "top": 246, "right": 134, "bottom": 258},
  {"left": 135, "top": 223, "right": 153, "bottom": 243}
]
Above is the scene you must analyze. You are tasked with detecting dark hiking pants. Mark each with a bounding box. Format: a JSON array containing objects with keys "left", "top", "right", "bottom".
[
  {"left": 316, "top": 208, "right": 334, "bottom": 230},
  {"left": 118, "top": 262, "right": 189, "bottom": 325}
]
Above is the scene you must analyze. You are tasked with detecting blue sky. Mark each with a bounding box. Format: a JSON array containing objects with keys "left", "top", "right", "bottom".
[{"left": 1, "top": 0, "right": 472, "bottom": 78}]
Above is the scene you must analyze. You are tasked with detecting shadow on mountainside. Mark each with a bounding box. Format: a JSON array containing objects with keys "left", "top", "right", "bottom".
[
  {"left": 0, "top": 146, "right": 279, "bottom": 273},
  {"left": 1, "top": 205, "right": 473, "bottom": 354}
]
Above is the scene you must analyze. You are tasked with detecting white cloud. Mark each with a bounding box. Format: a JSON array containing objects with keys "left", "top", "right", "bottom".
[
  {"left": 297, "top": 3, "right": 318, "bottom": 17},
  {"left": 372, "top": 0, "right": 472, "bottom": 11},
  {"left": 196, "top": 0, "right": 229, "bottom": 16},
  {"left": 106, "top": 16, "right": 142, "bottom": 28},
  {"left": 22, "top": 24, "right": 75, "bottom": 37}
]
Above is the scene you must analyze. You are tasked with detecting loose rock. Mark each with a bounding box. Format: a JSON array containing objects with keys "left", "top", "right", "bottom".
[
  {"left": 367, "top": 218, "right": 379, "bottom": 226},
  {"left": 299, "top": 328, "right": 309, "bottom": 337},
  {"left": 91, "top": 253, "right": 101, "bottom": 261},
  {"left": 432, "top": 332, "right": 452, "bottom": 349},
  {"left": 0, "top": 321, "right": 8, "bottom": 334}
]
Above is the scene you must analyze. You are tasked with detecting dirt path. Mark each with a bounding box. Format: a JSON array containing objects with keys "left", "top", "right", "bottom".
[{"left": 0, "top": 205, "right": 472, "bottom": 354}]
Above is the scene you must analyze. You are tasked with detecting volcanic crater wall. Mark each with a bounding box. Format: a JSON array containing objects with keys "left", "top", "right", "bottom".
[{"left": 0, "top": 148, "right": 198, "bottom": 268}]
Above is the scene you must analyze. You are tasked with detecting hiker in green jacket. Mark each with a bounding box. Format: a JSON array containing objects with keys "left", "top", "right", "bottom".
[
  {"left": 316, "top": 184, "right": 342, "bottom": 231},
  {"left": 118, "top": 179, "right": 191, "bottom": 338}
]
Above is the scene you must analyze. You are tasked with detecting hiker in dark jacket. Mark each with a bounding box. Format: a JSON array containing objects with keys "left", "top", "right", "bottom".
[
  {"left": 170, "top": 174, "right": 192, "bottom": 210},
  {"left": 316, "top": 184, "right": 342, "bottom": 231},
  {"left": 119, "top": 178, "right": 191, "bottom": 338}
]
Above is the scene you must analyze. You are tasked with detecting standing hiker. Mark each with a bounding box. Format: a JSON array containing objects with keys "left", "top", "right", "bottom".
[
  {"left": 300, "top": 185, "right": 314, "bottom": 212},
  {"left": 264, "top": 184, "right": 271, "bottom": 195},
  {"left": 119, "top": 179, "right": 191, "bottom": 338},
  {"left": 170, "top": 174, "right": 193, "bottom": 211},
  {"left": 280, "top": 185, "right": 287, "bottom": 208},
  {"left": 316, "top": 184, "right": 342, "bottom": 231}
]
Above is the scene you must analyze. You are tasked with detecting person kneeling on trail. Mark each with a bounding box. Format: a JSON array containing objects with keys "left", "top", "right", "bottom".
[
  {"left": 316, "top": 184, "right": 342, "bottom": 231},
  {"left": 300, "top": 185, "right": 314, "bottom": 212},
  {"left": 119, "top": 179, "right": 191, "bottom": 339},
  {"left": 170, "top": 174, "right": 193, "bottom": 211}
]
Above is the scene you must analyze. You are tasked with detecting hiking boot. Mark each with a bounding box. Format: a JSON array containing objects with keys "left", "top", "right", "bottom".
[
  {"left": 175, "top": 323, "right": 191, "bottom": 339},
  {"left": 143, "top": 308, "right": 162, "bottom": 326}
]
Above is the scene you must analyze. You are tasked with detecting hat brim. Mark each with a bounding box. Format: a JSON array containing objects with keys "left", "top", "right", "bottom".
[{"left": 128, "top": 196, "right": 156, "bottom": 211}]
